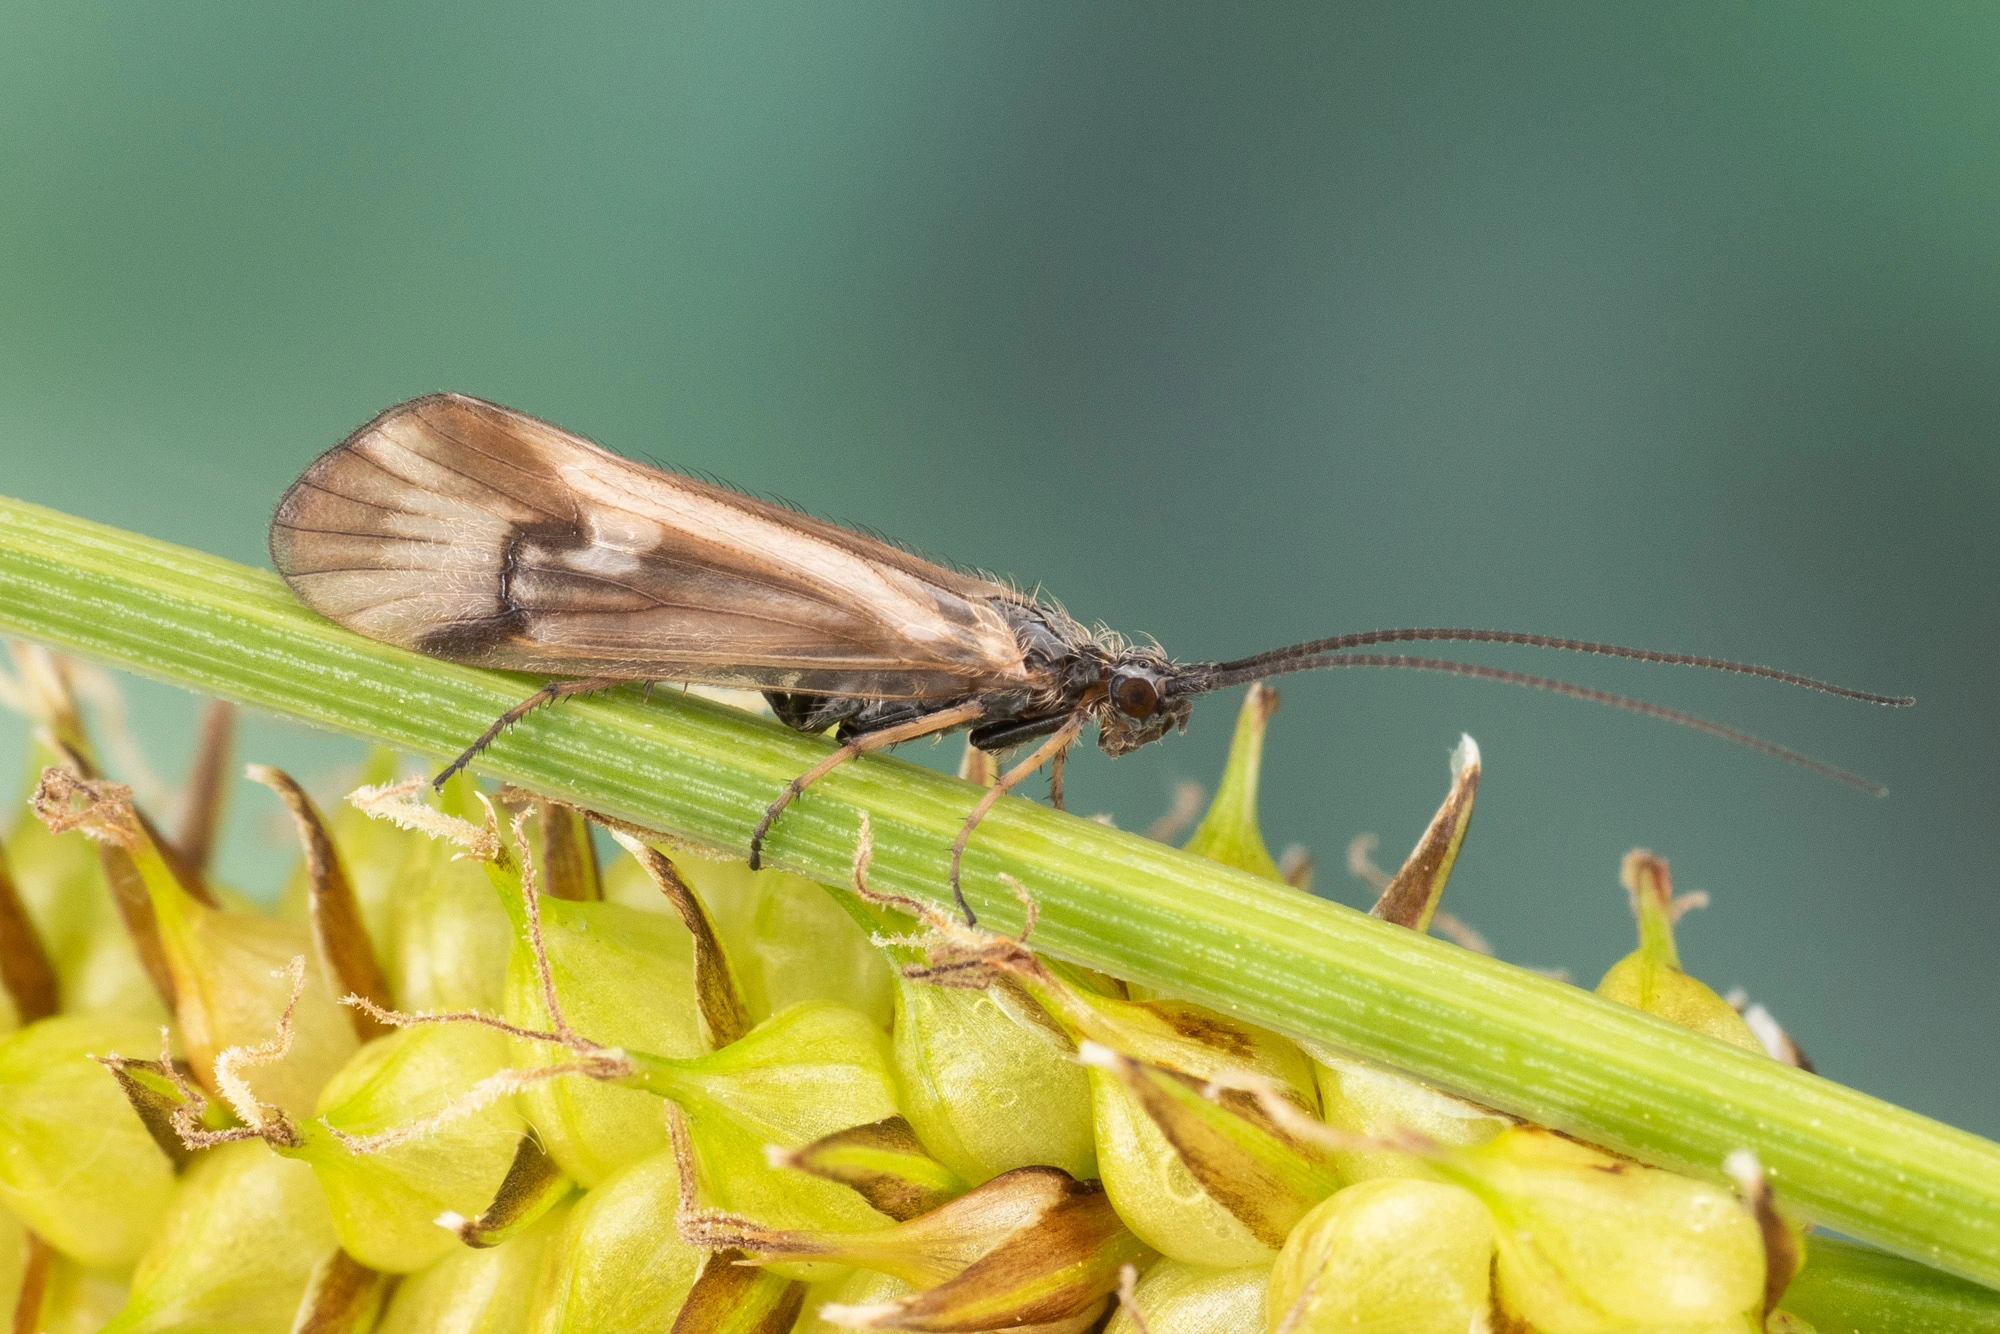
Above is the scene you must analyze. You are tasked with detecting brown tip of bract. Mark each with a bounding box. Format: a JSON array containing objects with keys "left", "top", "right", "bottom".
[
  {"left": 29, "top": 765, "right": 140, "bottom": 847},
  {"left": 0, "top": 843, "right": 59, "bottom": 1024},
  {"left": 1724, "top": 1149, "right": 1802, "bottom": 1316},
  {"left": 766, "top": 1117, "right": 967, "bottom": 1222},
  {"left": 292, "top": 1248, "right": 393, "bottom": 1334},
  {"left": 604, "top": 824, "right": 750, "bottom": 1049},
  {"left": 251, "top": 763, "right": 394, "bottom": 1041},
  {"left": 1620, "top": 849, "right": 1673, "bottom": 914},
  {"left": 1369, "top": 734, "right": 1480, "bottom": 932}
]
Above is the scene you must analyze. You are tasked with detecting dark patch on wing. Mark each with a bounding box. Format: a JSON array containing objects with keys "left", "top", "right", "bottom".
[{"left": 416, "top": 612, "right": 532, "bottom": 661}]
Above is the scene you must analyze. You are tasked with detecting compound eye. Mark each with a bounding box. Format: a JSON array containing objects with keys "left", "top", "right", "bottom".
[{"left": 1111, "top": 672, "right": 1160, "bottom": 720}]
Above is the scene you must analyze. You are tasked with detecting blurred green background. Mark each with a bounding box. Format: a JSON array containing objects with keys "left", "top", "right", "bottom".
[{"left": 1, "top": 5, "right": 1994, "bottom": 1136}]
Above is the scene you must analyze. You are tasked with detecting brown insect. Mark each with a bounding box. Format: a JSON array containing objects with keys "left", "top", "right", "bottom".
[{"left": 270, "top": 393, "right": 1910, "bottom": 922}]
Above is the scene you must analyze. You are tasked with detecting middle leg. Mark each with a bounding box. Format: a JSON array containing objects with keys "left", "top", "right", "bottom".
[{"left": 748, "top": 700, "right": 987, "bottom": 870}]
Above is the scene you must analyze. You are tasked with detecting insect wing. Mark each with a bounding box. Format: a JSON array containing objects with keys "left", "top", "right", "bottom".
[{"left": 270, "top": 394, "right": 1036, "bottom": 698}]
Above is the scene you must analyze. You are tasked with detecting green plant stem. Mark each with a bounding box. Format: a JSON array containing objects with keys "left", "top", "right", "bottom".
[
  {"left": 1783, "top": 1237, "right": 2000, "bottom": 1332},
  {"left": 2, "top": 492, "right": 1998, "bottom": 1289}
]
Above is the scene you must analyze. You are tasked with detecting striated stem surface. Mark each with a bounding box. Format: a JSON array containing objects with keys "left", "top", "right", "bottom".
[{"left": 0, "top": 491, "right": 1996, "bottom": 1288}]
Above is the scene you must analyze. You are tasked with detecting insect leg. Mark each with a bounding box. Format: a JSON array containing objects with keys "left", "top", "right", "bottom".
[
  {"left": 748, "top": 700, "right": 988, "bottom": 871},
  {"left": 434, "top": 676, "right": 626, "bottom": 789},
  {"left": 948, "top": 709, "right": 1090, "bottom": 926}
]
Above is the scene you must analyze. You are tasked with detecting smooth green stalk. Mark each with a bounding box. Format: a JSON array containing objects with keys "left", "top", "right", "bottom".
[
  {"left": 1, "top": 493, "right": 1997, "bottom": 1289},
  {"left": 1782, "top": 1237, "right": 2000, "bottom": 1332}
]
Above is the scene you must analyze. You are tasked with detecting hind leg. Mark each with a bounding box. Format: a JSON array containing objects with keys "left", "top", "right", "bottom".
[{"left": 435, "top": 677, "right": 626, "bottom": 789}]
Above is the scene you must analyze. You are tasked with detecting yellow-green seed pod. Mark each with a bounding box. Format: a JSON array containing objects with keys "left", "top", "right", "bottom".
[
  {"left": 501, "top": 891, "right": 703, "bottom": 1187},
  {"left": 892, "top": 976, "right": 1095, "bottom": 1184},
  {"left": 1105, "top": 1259, "right": 1269, "bottom": 1334},
  {"left": 37, "top": 781, "right": 361, "bottom": 1115},
  {"left": 286, "top": 1023, "right": 525, "bottom": 1274},
  {"left": 1309, "top": 1046, "right": 1510, "bottom": 1183},
  {"left": 153, "top": 891, "right": 358, "bottom": 1116},
  {"left": 1080, "top": 1042, "right": 1339, "bottom": 1257},
  {"left": 1091, "top": 1071, "right": 1277, "bottom": 1268},
  {"left": 527, "top": 1149, "right": 703, "bottom": 1334},
  {"left": 1093, "top": 684, "right": 1328, "bottom": 1257},
  {"left": 647, "top": 1000, "right": 903, "bottom": 1250},
  {"left": 1008, "top": 966, "right": 1319, "bottom": 1269},
  {"left": 1448, "top": 1127, "right": 1764, "bottom": 1334},
  {"left": 0, "top": 1014, "right": 176, "bottom": 1269},
  {"left": 377, "top": 1197, "right": 572, "bottom": 1334},
  {"left": 1264, "top": 1177, "right": 1493, "bottom": 1334},
  {"left": 617, "top": 855, "right": 894, "bottom": 1029},
  {"left": 3, "top": 1213, "right": 131, "bottom": 1334},
  {"left": 102, "top": 1139, "right": 337, "bottom": 1334},
  {"left": 385, "top": 777, "right": 514, "bottom": 1015},
  {"left": 1595, "top": 850, "right": 1763, "bottom": 1054}
]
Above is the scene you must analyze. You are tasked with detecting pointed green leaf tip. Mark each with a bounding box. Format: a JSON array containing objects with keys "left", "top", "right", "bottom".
[{"left": 1181, "top": 683, "right": 1285, "bottom": 881}]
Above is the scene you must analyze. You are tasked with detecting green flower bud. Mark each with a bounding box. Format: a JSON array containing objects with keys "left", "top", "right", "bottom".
[
  {"left": 1308, "top": 1046, "right": 1509, "bottom": 1183},
  {"left": 527, "top": 1149, "right": 704, "bottom": 1334},
  {"left": 1595, "top": 850, "right": 1763, "bottom": 1054},
  {"left": 623, "top": 855, "right": 893, "bottom": 1029},
  {"left": 3, "top": 1216, "right": 131, "bottom": 1334},
  {"left": 103, "top": 1138, "right": 337, "bottom": 1334},
  {"left": 892, "top": 976, "right": 1096, "bottom": 1185},
  {"left": 1265, "top": 1177, "right": 1493, "bottom": 1334},
  {"left": 377, "top": 1197, "right": 572, "bottom": 1334},
  {"left": 1103, "top": 1259, "right": 1269, "bottom": 1334},
  {"left": 641, "top": 1000, "right": 903, "bottom": 1244},
  {"left": 497, "top": 870, "right": 703, "bottom": 1187},
  {"left": 33, "top": 768, "right": 357, "bottom": 1114},
  {"left": 1443, "top": 1126, "right": 1764, "bottom": 1333},
  {"left": 1004, "top": 962, "right": 1319, "bottom": 1269},
  {"left": 381, "top": 774, "right": 514, "bottom": 1014},
  {"left": 283, "top": 1022, "right": 525, "bottom": 1273},
  {"left": 1080, "top": 1043, "right": 1339, "bottom": 1256},
  {"left": 0, "top": 1014, "right": 176, "bottom": 1269}
]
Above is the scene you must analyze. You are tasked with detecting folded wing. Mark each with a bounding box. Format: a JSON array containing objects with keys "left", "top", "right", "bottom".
[{"left": 269, "top": 393, "right": 1036, "bottom": 699}]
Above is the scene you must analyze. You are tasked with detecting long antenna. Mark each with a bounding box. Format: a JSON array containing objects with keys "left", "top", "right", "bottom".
[
  {"left": 1184, "top": 652, "right": 1894, "bottom": 796},
  {"left": 1200, "top": 627, "right": 1913, "bottom": 706}
]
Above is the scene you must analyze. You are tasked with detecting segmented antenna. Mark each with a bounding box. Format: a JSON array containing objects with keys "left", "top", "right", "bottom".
[
  {"left": 1201, "top": 628, "right": 1913, "bottom": 706},
  {"left": 1185, "top": 629, "right": 1909, "bottom": 796}
]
